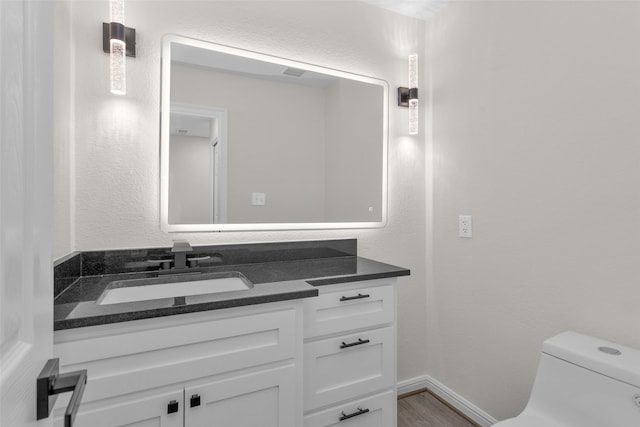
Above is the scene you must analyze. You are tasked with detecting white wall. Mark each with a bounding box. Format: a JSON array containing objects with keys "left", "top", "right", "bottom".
[
  {"left": 53, "top": 1, "right": 74, "bottom": 258},
  {"left": 55, "top": 0, "right": 427, "bottom": 384},
  {"left": 427, "top": 0, "right": 640, "bottom": 420}
]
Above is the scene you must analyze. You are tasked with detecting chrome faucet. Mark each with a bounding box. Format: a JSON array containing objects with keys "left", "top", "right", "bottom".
[
  {"left": 172, "top": 240, "right": 193, "bottom": 270},
  {"left": 147, "top": 240, "right": 212, "bottom": 273}
]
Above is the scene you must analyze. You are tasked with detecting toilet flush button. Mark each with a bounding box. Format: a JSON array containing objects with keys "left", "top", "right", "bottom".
[
  {"left": 633, "top": 394, "right": 640, "bottom": 409},
  {"left": 598, "top": 346, "right": 622, "bottom": 355}
]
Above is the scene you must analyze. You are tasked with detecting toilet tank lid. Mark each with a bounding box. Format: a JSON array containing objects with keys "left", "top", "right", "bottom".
[{"left": 543, "top": 331, "right": 640, "bottom": 388}]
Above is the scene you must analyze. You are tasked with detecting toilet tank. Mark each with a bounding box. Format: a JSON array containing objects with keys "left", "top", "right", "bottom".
[{"left": 524, "top": 331, "right": 640, "bottom": 427}]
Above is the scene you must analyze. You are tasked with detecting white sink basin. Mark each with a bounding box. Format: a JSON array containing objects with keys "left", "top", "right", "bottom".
[{"left": 97, "top": 272, "right": 253, "bottom": 305}]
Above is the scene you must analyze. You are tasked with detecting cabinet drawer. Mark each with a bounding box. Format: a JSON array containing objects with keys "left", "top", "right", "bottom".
[
  {"left": 304, "top": 326, "right": 394, "bottom": 411},
  {"left": 54, "top": 305, "right": 300, "bottom": 404},
  {"left": 304, "top": 283, "right": 394, "bottom": 339},
  {"left": 304, "top": 390, "right": 395, "bottom": 427}
]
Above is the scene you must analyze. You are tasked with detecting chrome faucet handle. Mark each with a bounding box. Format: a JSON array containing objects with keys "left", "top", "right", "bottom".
[
  {"left": 187, "top": 256, "right": 211, "bottom": 268},
  {"left": 172, "top": 239, "right": 193, "bottom": 253},
  {"left": 147, "top": 259, "right": 173, "bottom": 270}
]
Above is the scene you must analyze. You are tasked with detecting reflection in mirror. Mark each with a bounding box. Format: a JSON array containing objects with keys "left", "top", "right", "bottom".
[
  {"left": 160, "top": 35, "right": 388, "bottom": 232},
  {"left": 169, "top": 104, "right": 228, "bottom": 224}
]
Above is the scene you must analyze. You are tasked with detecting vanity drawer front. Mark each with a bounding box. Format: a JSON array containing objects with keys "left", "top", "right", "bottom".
[
  {"left": 304, "top": 390, "right": 395, "bottom": 427},
  {"left": 54, "top": 304, "right": 300, "bottom": 404},
  {"left": 303, "top": 326, "right": 394, "bottom": 411},
  {"left": 304, "top": 283, "right": 394, "bottom": 338}
]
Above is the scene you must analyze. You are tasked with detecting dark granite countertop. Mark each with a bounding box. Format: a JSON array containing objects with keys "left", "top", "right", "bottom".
[{"left": 54, "top": 254, "right": 410, "bottom": 331}]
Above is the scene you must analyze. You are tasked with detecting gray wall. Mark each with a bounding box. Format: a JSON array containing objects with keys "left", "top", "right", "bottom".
[
  {"left": 169, "top": 134, "right": 211, "bottom": 224},
  {"left": 324, "top": 79, "right": 384, "bottom": 222}
]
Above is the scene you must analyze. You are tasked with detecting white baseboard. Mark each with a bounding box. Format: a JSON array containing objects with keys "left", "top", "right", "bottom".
[
  {"left": 397, "top": 375, "right": 431, "bottom": 396},
  {"left": 397, "top": 375, "right": 498, "bottom": 427}
]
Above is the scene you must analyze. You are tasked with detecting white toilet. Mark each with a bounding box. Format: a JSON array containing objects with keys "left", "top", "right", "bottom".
[{"left": 494, "top": 331, "right": 640, "bottom": 427}]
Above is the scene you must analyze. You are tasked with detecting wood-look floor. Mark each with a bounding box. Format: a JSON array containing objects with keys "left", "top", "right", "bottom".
[{"left": 398, "top": 390, "right": 479, "bottom": 427}]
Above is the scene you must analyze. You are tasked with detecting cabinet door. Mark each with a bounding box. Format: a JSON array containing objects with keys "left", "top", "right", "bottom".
[
  {"left": 304, "top": 390, "right": 395, "bottom": 427},
  {"left": 185, "top": 364, "right": 297, "bottom": 427},
  {"left": 304, "top": 326, "right": 394, "bottom": 411},
  {"left": 53, "top": 389, "right": 183, "bottom": 427}
]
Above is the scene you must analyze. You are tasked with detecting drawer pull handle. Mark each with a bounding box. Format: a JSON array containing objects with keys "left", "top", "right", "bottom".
[
  {"left": 339, "top": 407, "right": 370, "bottom": 421},
  {"left": 340, "top": 338, "right": 370, "bottom": 349},
  {"left": 167, "top": 400, "right": 179, "bottom": 414},
  {"left": 340, "top": 293, "right": 370, "bottom": 302}
]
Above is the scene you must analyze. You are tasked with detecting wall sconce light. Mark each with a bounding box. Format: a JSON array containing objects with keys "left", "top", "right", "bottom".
[
  {"left": 102, "top": 0, "right": 136, "bottom": 95},
  {"left": 398, "top": 53, "right": 418, "bottom": 135}
]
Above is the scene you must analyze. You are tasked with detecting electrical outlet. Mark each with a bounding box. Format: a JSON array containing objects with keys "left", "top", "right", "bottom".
[
  {"left": 459, "top": 215, "right": 472, "bottom": 238},
  {"left": 251, "top": 192, "right": 266, "bottom": 206}
]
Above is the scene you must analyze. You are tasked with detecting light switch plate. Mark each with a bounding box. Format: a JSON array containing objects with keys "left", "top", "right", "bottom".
[
  {"left": 251, "top": 192, "right": 266, "bottom": 206},
  {"left": 459, "top": 215, "right": 472, "bottom": 238}
]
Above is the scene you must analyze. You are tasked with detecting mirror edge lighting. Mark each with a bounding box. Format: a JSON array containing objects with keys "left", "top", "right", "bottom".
[{"left": 160, "top": 34, "right": 389, "bottom": 232}]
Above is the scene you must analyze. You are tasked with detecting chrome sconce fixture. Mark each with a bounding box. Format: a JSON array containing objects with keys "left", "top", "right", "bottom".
[
  {"left": 102, "top": 0, "right": 136, "bottom": 95},
  {"left": 398, "top": 53, "right": 418, "bottom": 135}
]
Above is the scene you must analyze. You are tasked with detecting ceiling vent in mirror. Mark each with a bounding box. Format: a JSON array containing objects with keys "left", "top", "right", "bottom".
[{"left": 281, "top": 66, "right": 306, "bottom": 77}]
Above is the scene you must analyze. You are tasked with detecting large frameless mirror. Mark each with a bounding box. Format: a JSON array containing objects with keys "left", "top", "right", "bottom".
[{"left": 160, "top": 35, "right": 388, "bottom": 232}]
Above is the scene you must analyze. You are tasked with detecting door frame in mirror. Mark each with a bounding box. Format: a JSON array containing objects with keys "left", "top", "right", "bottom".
[
  {"left": 168, "top": 102, "right": 229, "bottom": 225},
  {"left": 160, "top": 34, "right": 389, "bottom": 232}
]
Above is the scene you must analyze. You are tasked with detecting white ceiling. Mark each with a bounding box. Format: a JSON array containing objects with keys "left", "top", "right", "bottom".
[{"left": 359, "top": 0, "right": 452, "bottom": 20}]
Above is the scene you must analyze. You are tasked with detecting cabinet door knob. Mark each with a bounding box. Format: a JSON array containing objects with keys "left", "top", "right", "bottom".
[
  {"left": 167, "top": 400, "right": 179, "bottom": 414},
  {"left": 190, "top": 394, "right": 201, "bottom": 408}
]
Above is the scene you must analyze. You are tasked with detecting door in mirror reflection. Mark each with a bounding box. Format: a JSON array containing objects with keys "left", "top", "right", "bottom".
[{"left": 168, "top": 104, "right": 228, "bottom": 224}]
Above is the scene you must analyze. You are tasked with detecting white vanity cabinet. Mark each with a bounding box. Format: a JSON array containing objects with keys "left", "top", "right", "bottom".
[
  {"left": 302, "top": 278, "right": 397, "bottom": 427},
  {"left": 51, "top": 277, "right": 400, "bottom": 427},
  {"left": 52, "top": 301, "right": 303, "bottom": 427}
]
